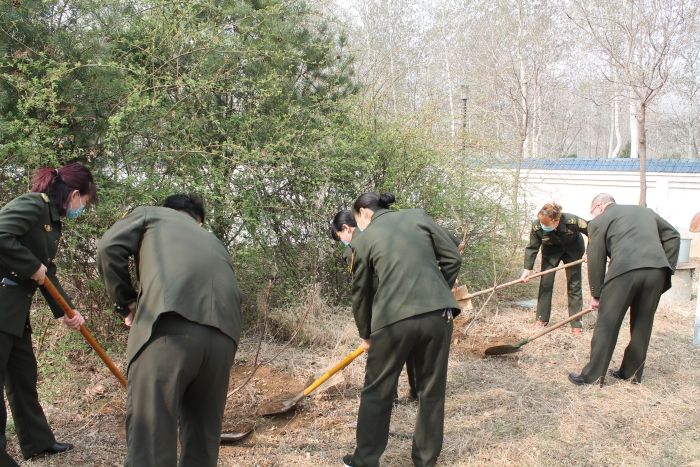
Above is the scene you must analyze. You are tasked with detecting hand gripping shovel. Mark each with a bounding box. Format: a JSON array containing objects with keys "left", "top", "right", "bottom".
[
  {"left": 484, "top": 308, "right": 594, "bottom": 356},
  {"left": 259, "top": 345, "right": 365, "bottom": 416},
  {"left": 43, "top": 276, "right": 127, "bottom": 387}
]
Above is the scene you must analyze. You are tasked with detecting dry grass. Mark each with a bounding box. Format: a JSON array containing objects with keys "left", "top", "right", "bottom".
[{"left": 6, "top": 263, "right": 700, "bottom": 466}]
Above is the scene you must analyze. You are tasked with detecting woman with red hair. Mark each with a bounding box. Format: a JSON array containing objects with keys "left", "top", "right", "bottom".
[{"left": 0, "top": 163, "right": 96, "bottom": 465}]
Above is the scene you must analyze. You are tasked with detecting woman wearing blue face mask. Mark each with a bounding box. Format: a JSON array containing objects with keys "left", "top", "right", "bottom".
[
  {"left": 521, "top": 202, "right": 589, "bottom": 336},
  {"left": 0, "top": 163, "right": 96, "bottom": 465}
]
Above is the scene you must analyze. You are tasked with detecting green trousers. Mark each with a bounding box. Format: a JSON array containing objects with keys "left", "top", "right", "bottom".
[
  {"left": 352, "top": 310, "right": 453, "bottom": 467},
  {"left": 124, "top": 313, "right": 235, "bottom": 467},
  {"left": 392, "top": 354, "right": 417, "bottom": 401},
  {"left": 0, "top": 326, "right": 55, "bottom": 465},
  {"left": 580, "top": 268, "right": 666, "bottom": 383},
  {"left": 536, "top": 252, "right": 583, "bottom": 328}
]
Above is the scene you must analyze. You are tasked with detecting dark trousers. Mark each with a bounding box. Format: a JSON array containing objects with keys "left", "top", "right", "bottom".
[
  {"left": 392, "top": 354, "right": 417, "bottom": 401},
  {"left": 536, "top": 252, "right": 583, "bottom": 328},
  {"left": 580, "top": 268, "right": 666, "bottom": 383},
  {"left": 0, "top": 327, "right": 55, "bottom": 465},
  {"left": 124, "top": 314, "right": 235, "bottom": 467},
  {"left": 353, "top": 310, "right": 453, "bottom": 467}
]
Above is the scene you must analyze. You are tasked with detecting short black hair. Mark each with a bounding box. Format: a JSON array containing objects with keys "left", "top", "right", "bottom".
[
  {"left": 162, "top": 194, "right": 205, "bottom": 223},
  {"left": 330, "top": 210, "right": 357, "bottom": 241}
]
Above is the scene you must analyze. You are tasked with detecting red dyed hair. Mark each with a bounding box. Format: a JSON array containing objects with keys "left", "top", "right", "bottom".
[
  {"left": 537, "top": 202, "right": 563, "bottom": 227},
  {"left": 31, "top": 163, "right": 97, "bottom": 215}
]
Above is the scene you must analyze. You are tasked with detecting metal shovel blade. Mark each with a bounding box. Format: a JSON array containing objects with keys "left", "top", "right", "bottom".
[
  {"left": 484, "top": 344, "right": 522, "bottom": 356},
  {"left": 220, "top": 429, "right": 253, "bottom": 442},
  {"left": 257, "top": 391, "right": 304, "bottom": 416}
]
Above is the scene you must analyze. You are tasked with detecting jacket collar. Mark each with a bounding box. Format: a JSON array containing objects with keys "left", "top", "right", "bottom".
[
  {"left": 371, "top": 208, "right": 392, "bottom": 221},
  {"left": 48, "top": 197, "right": 61, "bottom": 222}
]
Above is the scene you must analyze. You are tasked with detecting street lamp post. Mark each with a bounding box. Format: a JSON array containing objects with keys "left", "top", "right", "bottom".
[{"left": 459, "top": 82, "right": 472, "bottom": 153}]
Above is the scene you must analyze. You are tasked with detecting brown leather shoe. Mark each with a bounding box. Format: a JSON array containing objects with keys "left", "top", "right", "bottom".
[
  {"left": 531, "top": 320, "right": 548, "bottom": 328},
  {"left": 571, "top": 328, "right": 583, "bottom": 337}
]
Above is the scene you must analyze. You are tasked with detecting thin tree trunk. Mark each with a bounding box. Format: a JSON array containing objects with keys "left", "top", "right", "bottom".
[
  {"left": 629, "top": 89, "right": 639, "bottom": 158},
  {"left": 608, "top": 99, "right": 615, "bottom": 158},
  {"left": 637, "top": 102, "right": 647, "bottom": 207},
  {"left": 612, "top": 87, "right": 622, "bottom": 157}
]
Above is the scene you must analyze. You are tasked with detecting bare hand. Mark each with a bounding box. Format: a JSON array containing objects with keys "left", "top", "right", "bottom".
[
  {"left": 590, "top": 298, "right": 600, "bottom": 310},
  {"left": 124, "top": 312, "right": 135, "bottom": 327},
  {"left": 63, "top": 310, "right": 84, "bottom": 331},
  {"left": 124, "top": 302, "right": 137, "bottom": 327},
  {"left": 361, "top": 338, "right": 370, "bottom": 352},
  {"left": 584, "top": 254, "right": 588, "bottom": 263},
  {"left": 521, "top": 269, "right": 532, "bottom": 283},
  {"left": 31, "top": 264, "right": 47, "bottom": 285}
]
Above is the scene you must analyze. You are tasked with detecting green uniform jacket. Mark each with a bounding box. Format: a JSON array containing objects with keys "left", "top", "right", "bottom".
[
  {"left": 349, "top": 209, "right": 462, "bottom": 339},
  {"left": 0, "top": 193, "right": 74, "bottom": 337},
  {"left": 96, "top": 206, "right": 242, "bottom": 366},
  {"left": 587, "top": 204, "right": 680, "bottom": 298},
  {"left": 524, "top": 212, "right": 589, "bottom": 270}
]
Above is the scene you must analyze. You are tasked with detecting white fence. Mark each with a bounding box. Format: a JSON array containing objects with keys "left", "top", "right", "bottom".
[{"left": 518, "top": 169, "right": 700, "bottom": 255}]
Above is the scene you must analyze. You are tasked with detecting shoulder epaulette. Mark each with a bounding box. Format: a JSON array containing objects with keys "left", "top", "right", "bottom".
[
  {"left": 566, "top": 218, "right": 576, "bottom": 224},
  {"left": 40, "top": 193, "right": 50, "bottom": 203},
  {"left": 532, "top": 221, "right": 541, "bottom": 231},
  {"left": 578, "top": 218, "right": 588, "bottom": 229}
]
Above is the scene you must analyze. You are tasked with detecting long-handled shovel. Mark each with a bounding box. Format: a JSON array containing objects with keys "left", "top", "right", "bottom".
[
  {"left": 454, "top": 258, "right": 585, "bottom": 308},
  {"left": 484, "top": 307, "right": 594, "bottom": 356},
  {"left": 42, "top": 276, "right": 127, "bottom": 388},
  {"left": 258, "top": 345, "right": 365, "bottom": 417}
]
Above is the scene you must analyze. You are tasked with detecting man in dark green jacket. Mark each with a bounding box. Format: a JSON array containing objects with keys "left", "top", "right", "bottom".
[
  {"left": 569, "top": 193, "right": 680, "bottom": 386},
  {"left": 343, "top": 193, "right": 461, "bottom": 467},
  {"left": 96, "top": 194, "right": 242, "bottom": 467}
]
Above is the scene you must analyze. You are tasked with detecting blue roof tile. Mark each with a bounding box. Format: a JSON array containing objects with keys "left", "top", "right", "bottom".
[{"left": 511, "top": 158, "right": 700, "bottom": 173}]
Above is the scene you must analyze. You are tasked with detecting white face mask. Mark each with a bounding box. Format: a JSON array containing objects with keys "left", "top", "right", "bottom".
[{"left": 341, "top": 239, "right": 349, "bottom": 247}]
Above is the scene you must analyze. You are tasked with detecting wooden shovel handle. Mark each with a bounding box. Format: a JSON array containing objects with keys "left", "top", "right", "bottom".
[
  {"left": 460, "top": 258, "right": 585, "bottom": 300},
  {"left": 526, "top": 308, "right": 595, "bottom": 342},
  {"left": 302, "top": 345, "right": 364, "bottom": 397},
  {"left": 42, "top": 276, "right": 127, "bottom": 388}
]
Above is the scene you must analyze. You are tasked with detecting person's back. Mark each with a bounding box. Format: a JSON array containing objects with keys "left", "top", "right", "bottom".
[
  {"left": 588, "top": 203, "right": 679, "bottom": 297},
  {"left": 350, "top": 208, "right": 461, "bottom": 336},
  {"left": 96, "top": 195, "right": 241, "bottom": 467}
]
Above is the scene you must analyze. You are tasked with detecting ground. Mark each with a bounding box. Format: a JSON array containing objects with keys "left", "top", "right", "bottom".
[{"left": 5, "top": 264, "right": 700, "bottom": 466}]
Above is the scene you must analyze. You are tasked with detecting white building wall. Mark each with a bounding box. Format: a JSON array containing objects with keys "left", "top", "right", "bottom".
[{"left": 517, "top": 169, "right": 700, "bottom": 255}]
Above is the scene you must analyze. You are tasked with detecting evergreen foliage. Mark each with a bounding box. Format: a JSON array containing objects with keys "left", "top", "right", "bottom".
[{"left": 1, "top": 0, "right": 519, "bottom": 332}]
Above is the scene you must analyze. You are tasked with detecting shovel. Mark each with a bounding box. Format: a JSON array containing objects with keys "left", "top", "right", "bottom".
[
  {"left": 43, "top": 276, "right": 127, "bottom": 387},
  {"left": 258, "top": 345, "right": 365, "bottom": 416},
  {"left": 456, "top": 258, "right": 585, "bottom": 308},
  {"left": 484, "top": 307, "right": 594, "bottom": 356}
]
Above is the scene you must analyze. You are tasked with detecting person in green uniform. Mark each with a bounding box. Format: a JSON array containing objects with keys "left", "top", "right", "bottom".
[
  {"left": 521, "top": 202, "right": 588, "bottom": 336},
  {"left": 0, "top": 164, "right": 96, "bottom": 465},
  {"left": 330, "top": 210, "right": 417, "bottom": 402},
  {"left": 96, "top": 194, "right": 242, "bottom": 467},
  {"left": 569, "top": 193, "right": 680, "bottom": 386},
  {"left": 341, "top": 193, "right": 461, "bottom": 467}
]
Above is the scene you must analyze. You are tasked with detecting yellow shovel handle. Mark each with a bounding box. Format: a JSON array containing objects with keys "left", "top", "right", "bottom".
[{"left": 302, "top": 345, "right": 365, "bottom": 397}]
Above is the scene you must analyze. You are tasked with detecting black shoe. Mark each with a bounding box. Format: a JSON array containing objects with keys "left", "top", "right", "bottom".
[
  {"left": 608, "top": 368, "right": 639, "bottom": 384},
  {"left": 342, "top": 454, "right": 354, "bottom": 466},
  {"left": 25, "top": 442, "right": 74, "bottom": 459},
  {"left": 568, "top": 373, "right": 591, "bottom": 386}
]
